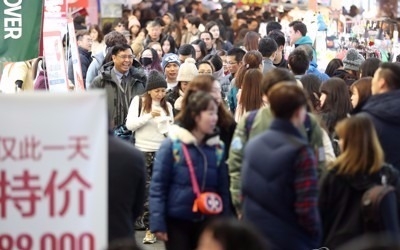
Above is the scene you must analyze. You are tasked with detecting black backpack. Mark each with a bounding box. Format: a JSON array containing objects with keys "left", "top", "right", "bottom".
[{"left": 361, "top": 175, "right": 398, "bottom": 232}]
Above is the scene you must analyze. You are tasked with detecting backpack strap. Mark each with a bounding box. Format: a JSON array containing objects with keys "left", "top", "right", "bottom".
[
  {"left": 245, "top": 110, "right": 258, "bottom": 139},
  {"left": 171, "top": 139, "right": 224, "bottom": 168},
  {"left": 138, "top": 96, "right": 142, "bottom": 116},
  {"left": 303, "top": 113, "right": 312, "bottom": 143}
]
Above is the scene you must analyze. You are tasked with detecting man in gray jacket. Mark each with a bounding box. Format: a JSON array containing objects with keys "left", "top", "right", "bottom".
[
  {"left": 90, "top": 44, "right": 146, "bottom": 129},
  {"left": 86, "top": 31, "right": 128, "bottom": 88}
]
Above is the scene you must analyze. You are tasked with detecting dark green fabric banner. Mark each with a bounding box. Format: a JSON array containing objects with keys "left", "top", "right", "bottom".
[{"left": 0, "top": 0, "right": 44, "bottom": 62}]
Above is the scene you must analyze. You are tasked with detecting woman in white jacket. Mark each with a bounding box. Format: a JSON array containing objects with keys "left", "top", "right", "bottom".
[{"left": 126, "top": 70, "right": 174, "bottom": 244}]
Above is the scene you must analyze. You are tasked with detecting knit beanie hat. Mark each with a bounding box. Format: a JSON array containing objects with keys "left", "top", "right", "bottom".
[
  {"left": 163, "top": 12, "right": 174, "bottom": 22},
  {"left": 128, "top": 16, "right": 141, "bottom": 29},
  {"left": 177, "top": 58, "right": 198, "bottom": 82},
  {"left": 343, "top": 49, "right": 365, "bottom": 71},
  {"left": 161, "top": 53, "right": 181, "bottom": 71},
  {"left": 145, "top": 70, "right": 167, "bottom": 91}
]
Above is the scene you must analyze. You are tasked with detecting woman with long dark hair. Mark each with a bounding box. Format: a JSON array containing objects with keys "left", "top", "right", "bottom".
[
  {"left": 319, "top": 77, "right": 353, "bottom": 155},
  {"left": 205, "top": 21, "right": 233, "bottom": 51},
  {"left": 191, "top": 39, "right": 207, "bottom": 62},
  {"left": 319, "top": 77, "right": 352, "bottom": 134},
  {"left": 160, "top": 35, "right": 177, "bottom": 56}
]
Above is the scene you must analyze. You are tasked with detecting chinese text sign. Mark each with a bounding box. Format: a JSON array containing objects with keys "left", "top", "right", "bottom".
[{"left": 0, "top": 91, "right": 107, "bottom": 250}]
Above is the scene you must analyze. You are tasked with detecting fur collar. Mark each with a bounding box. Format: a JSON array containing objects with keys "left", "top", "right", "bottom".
[{"left": 168, "top": 125, "right": 220, "bottom": 146}]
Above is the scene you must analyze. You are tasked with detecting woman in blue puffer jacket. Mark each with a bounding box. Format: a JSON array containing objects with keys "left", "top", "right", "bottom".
[{"left": 149, "top": 91, "right": 231, "bottom": 250}]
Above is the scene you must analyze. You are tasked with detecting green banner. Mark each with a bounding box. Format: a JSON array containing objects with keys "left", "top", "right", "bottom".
[{"left": 0, "top": 0, "right": 44, "bottom": 62}]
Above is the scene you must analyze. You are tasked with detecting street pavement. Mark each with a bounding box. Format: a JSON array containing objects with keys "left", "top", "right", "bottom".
[{"left": 136, "top": 231, "right": 166, "bottom": 250}]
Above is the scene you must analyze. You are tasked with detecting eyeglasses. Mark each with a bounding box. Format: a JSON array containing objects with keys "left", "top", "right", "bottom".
[
  {"left": 227, "top": 61, "right": 238, "bottom": 65},
  {"left": 117, "top": 55, "right": 134, "bottom": 60}
]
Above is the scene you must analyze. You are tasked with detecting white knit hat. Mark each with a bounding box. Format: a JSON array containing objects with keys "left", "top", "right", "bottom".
[
  {"left": 177, "top": 58, "right": 198, "bottom": 82},
  {"left": 129, "top": 16, "right": 141, "bottom": 29}
]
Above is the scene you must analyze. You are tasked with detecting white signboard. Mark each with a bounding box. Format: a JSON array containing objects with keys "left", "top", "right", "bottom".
[
  {"left": 43, "top": 31, "right": 69, "bottom": 92},
  {"left": 100, "top": 2, "right": 123, "bottom": 18},
  {"left": 0, "top": 91, "right": 107, "bottom": 250},
  {"left": 67, "top": 19, "right": 85, "bottom": 91}
]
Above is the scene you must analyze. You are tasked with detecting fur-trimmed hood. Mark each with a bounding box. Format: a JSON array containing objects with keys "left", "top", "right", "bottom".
[{"left": 168, "top": 124, "right": 221, "bottom": 146}]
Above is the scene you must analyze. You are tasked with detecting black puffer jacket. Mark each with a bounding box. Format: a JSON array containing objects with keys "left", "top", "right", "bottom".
[
  {"left": 68, "top": 47, "right": 92, "bottom": 86},
  {"left": 362, "top": 90, "right": 400, "bottom": 169}
]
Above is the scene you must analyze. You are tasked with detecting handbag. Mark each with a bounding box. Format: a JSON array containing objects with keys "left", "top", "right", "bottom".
[
  {"left": 113, "top": 124, "right": 133, "bottom": 142},
  {"left": 181, "top": 143, "right": 223, "bottom": 215}
]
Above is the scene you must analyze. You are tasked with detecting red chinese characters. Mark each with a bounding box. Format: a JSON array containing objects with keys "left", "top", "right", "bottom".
[
  {"left": 0, "top": 169, "right": 91, "bottom": 218},
  {"left": 0, "top": 170, "right": 41, "bottom": 218},
  {"left": 45, "top": 169, "right": 91, "bottom": 217},
  {"left": 0, "top": 136, "right": 42, "bottom": 161},
  {"left": 0, "top": 136, "right": 90, "bottom": 162},
  {"left": 67, "top": 136, "right": 89, "bottom": 160}
]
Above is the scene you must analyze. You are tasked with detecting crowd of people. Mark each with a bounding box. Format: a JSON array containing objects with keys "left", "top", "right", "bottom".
[{"left": 1, "top": 2, "right": 400, "bottom": 250}]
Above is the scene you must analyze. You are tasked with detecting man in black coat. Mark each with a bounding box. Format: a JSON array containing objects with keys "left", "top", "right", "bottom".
[
  {"left": 108, "top": 131, "right": 146, "bottom": 243},
  {"left": 362, "top": 62, "right": 400, "bottom": 170},
  {"left": 68, "top": 30, "right": 93, "bottom": 87}
]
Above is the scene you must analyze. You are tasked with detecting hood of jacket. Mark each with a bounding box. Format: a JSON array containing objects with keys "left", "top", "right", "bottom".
[
  {"left": 309, "top": 61, "right": 318, "bottom": 70},
  {"left": 332, "top": 69, "right": 356, "bottom": 86},
  {"left": 168, "top": 124, "right": 220, "bottom": 146},
  {"left": 295, "top": 36, "right": 313, "bottom": 46},
  {"left": 307, "top": 62, "right": 319, "bottom": 74},
  {"left": 307, "top": 62, "right": 329, "bottom": 82},
  {"left": 92, "top": 52, "right": 105, "bottom": 65},
  {"left": 340, "top": 164, "right": 399, "bottom": 191},
  {"left": 362, "top": 90, "right": 400, "bottom": 126},
  {"left": 213, "top": 68, "right": 225, "bottom": 81}
]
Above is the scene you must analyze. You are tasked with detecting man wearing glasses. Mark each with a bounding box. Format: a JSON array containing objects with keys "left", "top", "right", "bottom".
[{"left": 91, "top": 43, "right": 147, "bottom": 130}]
